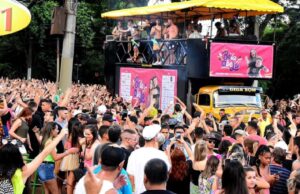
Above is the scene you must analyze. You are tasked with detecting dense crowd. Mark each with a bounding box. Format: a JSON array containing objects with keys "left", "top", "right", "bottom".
[{"left": 1, "top": 78, "right": 300, "bottom": 194}]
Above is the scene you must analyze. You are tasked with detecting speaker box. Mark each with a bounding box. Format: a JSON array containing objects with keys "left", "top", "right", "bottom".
[
  {"left": 50, "top": 7, "right": 67, "bottom": 35},
  {"left": 186, "top": 39, "right": 209, "bottom": 78}
]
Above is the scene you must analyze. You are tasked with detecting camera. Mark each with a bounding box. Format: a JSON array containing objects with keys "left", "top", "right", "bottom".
[{"left": 175, "top": 133, "right": 181, "bottom": 140}]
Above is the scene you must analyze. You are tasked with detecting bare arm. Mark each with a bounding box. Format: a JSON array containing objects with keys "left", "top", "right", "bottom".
[
  {"left": 201, "top": 120, "right": 210, "bottom": 134},
  {"left": 193, "top": 103, "right": 205, "bottom": 120},
  {"left": 185, "top": 118, "right": 199, "bottom": 135},
  {"left": 256, "top": 176, "right": 270, "bottom": 189},
  {"left": 211, "top": 117, "right": 218, "bottom": 132},
  {"left": 22, "top": 128, "right": 68, "bottom": 182},
  {"left": 15, "top": 94, "right": 28, "bottom": 109},
  {"left": 174, "top": 96, "right": 186, "bottom": 113},
  {"left": 138, "top": 101, "right": 155, "bottom": 125},
  {"left": 180, "top": 136, "right": 193, "bottom": 160},
  {"left": 9, "top": 119, "right": 25, "bottom": 142},
  {"left": 112, "top": 27, "right": 118, "bottom": 35},
  {"left": 128, "top": 175, "right": 135, "bottom": 192},
  {"left": 58, "top": 88, "right": 72, "bottom": 107}
]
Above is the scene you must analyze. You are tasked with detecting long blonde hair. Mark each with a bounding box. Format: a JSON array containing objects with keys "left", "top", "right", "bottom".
[{"left": 194, "top": 140, "right": 208, "bottom": 161}]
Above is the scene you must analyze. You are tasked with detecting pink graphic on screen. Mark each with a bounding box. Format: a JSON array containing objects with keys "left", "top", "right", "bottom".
[
  {"left": 119, "top": 67, "right": 178, "bottom": 110},
  {"left": 210, "top": 42, "right": 274, "bottom": 78}
]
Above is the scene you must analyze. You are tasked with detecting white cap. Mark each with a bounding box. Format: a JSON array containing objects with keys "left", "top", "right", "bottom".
[
  {"left": 234, "top": 129, "right": 248, "bottom": 137},
  {"left": 274, "top": 140, "right": 288, "bottom": 152},
  {"left": 97, "top": 105, "right": 107, "bottom": 114},
  {"left": 142, "top": 124, "right": 161, "bottom": 141}
]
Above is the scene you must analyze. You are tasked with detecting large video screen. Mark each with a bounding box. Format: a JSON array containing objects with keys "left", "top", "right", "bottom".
[
  {"left": 119, "top": 67, "right": 178, "bottom": 111},
  {"left": 209, "top": 42, "right": 274, "bottom": 79}
]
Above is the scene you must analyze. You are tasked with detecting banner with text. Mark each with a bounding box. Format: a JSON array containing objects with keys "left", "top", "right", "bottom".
[
  {"left": 120, "top": 67, "right": 178, "bottom": 111},
  {"left": 210, "top": 42, "right": 274, "bottom": 78}
]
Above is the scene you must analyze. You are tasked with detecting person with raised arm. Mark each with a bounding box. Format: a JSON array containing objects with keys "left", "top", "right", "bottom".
[{"left": 0, "top": 127, "right": 69, "bottom": 194}]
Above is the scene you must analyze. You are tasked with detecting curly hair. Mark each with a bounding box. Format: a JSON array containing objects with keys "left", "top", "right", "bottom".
[
  {"left": 254, "top": 145, "right": 271, "bottom": 177},
  {"left": 169, "top": 148, "right": 189, "bottom": 181}
]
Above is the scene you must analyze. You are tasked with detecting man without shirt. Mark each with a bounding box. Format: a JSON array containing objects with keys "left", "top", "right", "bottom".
[{"left": 164, "top": 19, "right": 178, "bottom": 65}]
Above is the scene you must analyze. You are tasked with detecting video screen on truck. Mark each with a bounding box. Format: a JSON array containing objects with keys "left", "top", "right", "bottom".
[{"left": 209, "top": 42, "right": 274, "bottom": 79}]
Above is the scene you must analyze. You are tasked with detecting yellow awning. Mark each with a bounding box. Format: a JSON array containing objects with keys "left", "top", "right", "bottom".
[{"left": 101, "top": 0, "right": 284, "bottom": 20}]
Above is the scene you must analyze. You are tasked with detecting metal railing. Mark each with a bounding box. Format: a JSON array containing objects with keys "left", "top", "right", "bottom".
[{"left": 109, "top": 39, "right": 188, "bottom": 66}]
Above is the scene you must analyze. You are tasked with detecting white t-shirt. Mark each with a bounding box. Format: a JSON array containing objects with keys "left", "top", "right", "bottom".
[
  {"left": 126, "top": 147, "right": 171, "bottom": 194},
  {"left": 148, "top": 0, "right": 171, "bottom": 6},
  {"left": 189, "top": 32, "right": 203, "bottom": 39},
  {"left": 74, "top": 177, "right": 114, "bottom": 194}
]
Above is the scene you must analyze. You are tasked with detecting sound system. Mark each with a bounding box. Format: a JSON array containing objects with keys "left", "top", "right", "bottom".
[
  {"left": 186, "top": 39, "right": 209, "bottom": 78},
  {"left": 50, "top": 7, "right": 67, "bottom": 35}
]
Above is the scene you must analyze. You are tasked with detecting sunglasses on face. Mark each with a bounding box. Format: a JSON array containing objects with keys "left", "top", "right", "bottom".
[{"left": 208, "top": 140, "right": 216, "bottom": 144}]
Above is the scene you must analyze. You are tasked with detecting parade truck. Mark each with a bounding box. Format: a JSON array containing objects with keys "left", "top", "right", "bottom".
[
  {"left": 195, "top": 85, "right": 263, "bottom": 121},
  {"left": 101, "top": 0, "right": 283, "bottom": 118}
]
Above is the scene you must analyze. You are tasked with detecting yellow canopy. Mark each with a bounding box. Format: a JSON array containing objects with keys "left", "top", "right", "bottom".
[
  {"left": 0, "top": 0, "right": 31, "bottom": 36},
  {"left": 101, "top": 0, "right": 284, "bottom": 20}
]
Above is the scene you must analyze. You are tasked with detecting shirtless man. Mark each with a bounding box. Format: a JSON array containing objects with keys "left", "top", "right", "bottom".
[
  {"left": 164, "top": 19, "right": 178, "bottom": 65},
  {"left": 112, "top": 21, "right": 123, "bottom": 40},
  {"left": 150, "top": 19, "right": 162, "bottom": 40},
  {"left": 150, "top": 19, "right": 163, "bottom": 65},
  {"left": 165, "top": 19, "right": 178, "bottom": 39}
]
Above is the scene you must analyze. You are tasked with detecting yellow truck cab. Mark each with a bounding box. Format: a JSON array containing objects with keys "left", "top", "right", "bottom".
[{"left": 195, "top": 86, "right": 263, "bottom": 122}]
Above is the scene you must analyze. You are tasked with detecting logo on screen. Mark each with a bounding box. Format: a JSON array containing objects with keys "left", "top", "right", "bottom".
[{"left": 218, "top": 50, "right": 242, "bottom": 71}]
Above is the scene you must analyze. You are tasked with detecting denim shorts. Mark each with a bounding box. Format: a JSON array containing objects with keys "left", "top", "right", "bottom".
[{"left": 37, "top": 163, "right": 56, "bottom": 182}]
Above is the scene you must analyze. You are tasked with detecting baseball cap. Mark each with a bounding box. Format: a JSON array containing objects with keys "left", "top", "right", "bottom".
[
  {"left": 103, "top": 113, "right": 114, "bottom": 122},
  {"left": 78, "top": 113, "right": 89, "bottom": 121},
  {"left": 205, "top": 132, "right": 220, "bottom": 141},
  {"left": 234, "top": 129, "right": 247, "bottom": 137},
  {"left": 101, "top": 146, "right": 125, "bottom": 167},
  {"left": 142, "top": 124, "right": 161, "bottom": 141}
]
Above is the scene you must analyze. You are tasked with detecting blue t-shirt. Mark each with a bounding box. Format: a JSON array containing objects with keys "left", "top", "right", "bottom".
[
  {"left": 93, "top": 165, "right": 132, "bottom": 194},
  {"left": 269, "top": 164, "right": 291, "bottom": 194}
]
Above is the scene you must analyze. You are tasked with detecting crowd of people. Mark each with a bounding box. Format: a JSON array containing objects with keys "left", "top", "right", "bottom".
[
  {"left": 1, "top": 78, "right": 300, "bottom": 194},
  {"left": 110, "top": 17, "right": 239, "bottom": 65}
]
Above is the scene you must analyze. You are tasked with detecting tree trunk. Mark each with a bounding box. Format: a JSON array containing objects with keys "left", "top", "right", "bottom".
[
  {"left": 59, "top": 0, "right": 77, "bottom": 91},
  {"left": 26, "top": 38, "right": 32, "bottom": 80}
]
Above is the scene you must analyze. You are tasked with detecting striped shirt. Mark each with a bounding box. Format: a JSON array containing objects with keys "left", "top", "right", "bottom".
[{"left": 269, "top": 164, "right": 291, "bottom": 194}]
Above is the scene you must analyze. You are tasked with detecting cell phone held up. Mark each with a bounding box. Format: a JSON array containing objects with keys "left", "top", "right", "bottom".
[{"left": 175, "top": 133, "right": 181, "bottom": 141}]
